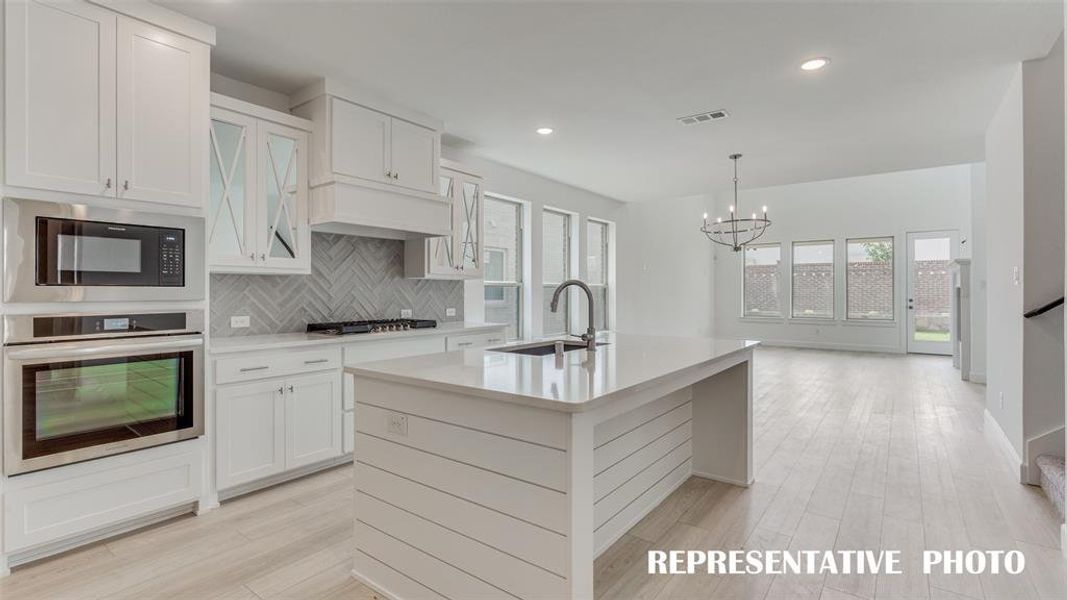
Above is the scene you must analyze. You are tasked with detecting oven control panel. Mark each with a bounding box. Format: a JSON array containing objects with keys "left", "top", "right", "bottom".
[{"left": 159, "top": 229, "right": 184, "bottom": 286}]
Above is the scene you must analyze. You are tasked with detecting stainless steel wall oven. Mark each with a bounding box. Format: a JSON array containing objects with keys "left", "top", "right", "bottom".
[
  {"left": 3, "top": 198, "right": 204, "bottom": 302},
  {"left": 3, "top": 311, "right": 204, "bottom": 475}
]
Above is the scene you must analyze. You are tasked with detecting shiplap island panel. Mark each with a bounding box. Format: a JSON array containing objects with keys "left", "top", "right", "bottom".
[{"left": 345, "top": 334, "right": 758, "bottom": 599}]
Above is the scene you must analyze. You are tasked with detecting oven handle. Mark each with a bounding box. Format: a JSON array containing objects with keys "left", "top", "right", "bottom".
[{"left": 6, "top": 334, "right": 204, "bottom": 360}]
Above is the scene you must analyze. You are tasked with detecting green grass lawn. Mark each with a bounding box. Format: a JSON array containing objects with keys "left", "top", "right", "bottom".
[{"left": 914, "top": 330, "right": 950, "bottom": 342}]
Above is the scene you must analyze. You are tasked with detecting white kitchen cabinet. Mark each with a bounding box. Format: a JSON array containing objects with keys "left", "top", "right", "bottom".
[
  {"left": 290, "top": 80, "right": 449, "bottom": 238},
  {"left": 331, "top": 98, "right": 391, "bottom": 185},
  {"left": 4, "top": 0, "right": 117, "bottom": 196},
  {"left": 389, "top": 118, "right": 438, "bottom": 193},
  {"left": 285, "top": 371, "right": 342, "bottom": 470},
  {"left": 4, "top": 0, "right": 210, "bottom": 206},
  {"left": 216, "top": 379, "right": 286, "bottom": 489},
  {"left": 405, "top": 160, "right": 485, "bottom": 279},
  {"left": 209, "top": 95, "right": 311, "bottom": 274},
  {"left": 116, "top": 17, "right": 209, "bottom": 207}
]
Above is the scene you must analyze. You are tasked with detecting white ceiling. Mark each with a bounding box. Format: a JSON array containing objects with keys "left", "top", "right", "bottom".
[{"left": 163, "top": 1, "right": 1063, "bottom": 202}]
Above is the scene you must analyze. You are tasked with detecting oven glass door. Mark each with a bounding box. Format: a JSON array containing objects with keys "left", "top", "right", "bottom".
[
  {"left": 21, "top": 351, "right": 195, "bottom": 461},
  {"left": 35, "top": 216, "right": 179, "bottom": 287}
]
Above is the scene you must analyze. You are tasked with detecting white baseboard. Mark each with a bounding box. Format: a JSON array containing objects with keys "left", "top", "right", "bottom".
[
  {"left": 984, "top": 409, "right": 1025, "bottom": 482},
  {"left": 1026, "top": 426, "right": 1065, "bottom": 485},
  {"left": 692, "top": 470, "right": 752, "bottom": 487},
  {"left": 758, "top": 339, "right": 904, "bottom": 354}
]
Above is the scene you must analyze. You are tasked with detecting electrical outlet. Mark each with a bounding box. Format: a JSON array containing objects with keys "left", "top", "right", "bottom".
[
  {"left": 400, "top": 309, "right": 413, "bottom": 318},
  {"left": 999, "top": 392, "right": 1005, "bottom": 409},
  {"left": 387, "top": 412, "right": 408, "bottom": 437},
  {"left": 1012, "top": 266, "right": 1020, "bottom": 286},
  {"left": 230, "top": 315, "right": 250, "bottom": 329},
  {"left": 446, "top": 308, "right": 457, "bottom": 317}
]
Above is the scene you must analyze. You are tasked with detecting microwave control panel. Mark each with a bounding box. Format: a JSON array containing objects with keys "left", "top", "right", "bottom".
[{"left": 159, "top": 229, "right": 185, "bottom": 286}]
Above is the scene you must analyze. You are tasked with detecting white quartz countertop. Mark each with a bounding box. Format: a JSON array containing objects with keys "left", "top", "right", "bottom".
[
  {"left": 345, "top": 334, "right": 759, "bottom": 412},
  {"left": 209, "top": 322, "right": 506, "bottom": 354}
]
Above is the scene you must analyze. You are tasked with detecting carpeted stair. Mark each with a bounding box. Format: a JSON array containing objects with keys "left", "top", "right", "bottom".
[{"left": 1036, "top": 454, "right": 1065, "bottom": 520}]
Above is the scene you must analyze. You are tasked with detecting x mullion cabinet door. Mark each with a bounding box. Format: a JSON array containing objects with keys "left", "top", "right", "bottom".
[
  {"left": 209, "top": 108, "right": 258, "bottom": 269},
  {"left": 257, "top": 120, "right": 310, "bottom": 272}
]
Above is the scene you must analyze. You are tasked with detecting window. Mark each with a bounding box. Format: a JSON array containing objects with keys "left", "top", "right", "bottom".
[
  {"left": 484, "top": 197, "right": 524, "bottom": 339},
  {"left": 542, "top": 209, "right": 572, "bottom": 335},
  {"left": 587, "top": 219, "right": 610, "bottom": 330},
  {"left": 791, "top": 241, "right": 834, "bottom": 319},
  {"left": 846, "top": 237, "right": 894, "bottom": 320},
  {"left": 743, "top": 243, "right": 782, "bottom": 317}
]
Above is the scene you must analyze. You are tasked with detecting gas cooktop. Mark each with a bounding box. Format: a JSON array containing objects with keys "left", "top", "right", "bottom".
[{"left": 306, "top": 318, "right": 437, "bottom": 336}]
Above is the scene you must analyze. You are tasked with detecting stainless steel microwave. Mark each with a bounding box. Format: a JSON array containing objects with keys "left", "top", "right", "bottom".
[{"left": 3, "top": 198, "right": 204, "bottom": 302}]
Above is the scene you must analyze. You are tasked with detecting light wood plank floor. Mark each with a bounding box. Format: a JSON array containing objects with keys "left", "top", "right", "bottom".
[{"left": 2, "top": 347, "right": 1064, "bottom": 599}]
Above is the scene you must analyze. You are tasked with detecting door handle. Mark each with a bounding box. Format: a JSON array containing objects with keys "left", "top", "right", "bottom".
[{"left": 287, "top": 385, "right": 294, "bottom": 393}]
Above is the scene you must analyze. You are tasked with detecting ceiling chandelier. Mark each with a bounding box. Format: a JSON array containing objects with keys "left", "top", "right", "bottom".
[{"left": 700, "top": 153, "right": 771, "bottom": 252}]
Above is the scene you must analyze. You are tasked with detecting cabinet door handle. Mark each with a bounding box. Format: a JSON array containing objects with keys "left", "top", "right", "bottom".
[
  {"left": 287, "top": 384, "right": 294, "bottom": 393},
  {"left": 487, "top": 338, "right": 502, "bottom": 344},
  {"left": 304, "top": 358, "right": 329, "bottom": 365},
  {"left": 104, "top": 178, "right": 112, "bottom": 190},
  {"left": 240, "top": 366, "right": 269, "bottom": 372},
  {"left": 393, "top": 172, "right": 399, "bottom": 179},
  {"left": 385, "top": 170, "right": 392, "bottom": 178},
  {"left": 277, "top": 386, "right": 285, "bottom": 394},
  {"left": 260, "top": 253, "right": 266, "bottom": 261},
  {"left": 457, "top": 342, "right": 473, "bottom": 347},
  {"left": 249, "top": 252, "right": 255, "bottom": 260},
  {"left": 122, "top": 180, "right": 129, "bottom": 191}
]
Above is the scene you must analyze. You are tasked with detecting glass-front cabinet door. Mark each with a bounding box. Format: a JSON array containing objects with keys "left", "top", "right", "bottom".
[
  {"left": 457, "top": 177, "right": 483, "bottom": 276},
  {"left": 427, "top": 172, "right": 457, "bottom": 276},
  {"left": 209, "top": 109, "right": 257, "bottom": 268},
  {"left": 258, "top": 121, "right": 309, "bottom": 271}
]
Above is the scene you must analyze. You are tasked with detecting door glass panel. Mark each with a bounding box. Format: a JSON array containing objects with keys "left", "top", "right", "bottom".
[
  {"left": 23, "top": 352, "right": 194, "bottom": 459},
  {"left": 911, "top": 237, "right": 952, "bottom": 343},
  {"left": 266, "top": 133, "right": 298, "bottom": 259},
  {"left": 209, "top": 119, "right": 247, "bottom": 258},
  {"left": 431, "top": 174, "right": 455, "bottom": 272},
  {"left": 461, "top": 181, "right": 480, "bottom": 270}
]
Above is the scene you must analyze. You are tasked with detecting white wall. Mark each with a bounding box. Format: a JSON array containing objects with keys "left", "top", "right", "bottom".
[
  {"left": 1022, "top": 32, "right": 1065, "bottom": 464},
  {"left": 443, "top": 148, "right": 623, "bottom": 339},
  {"left": 985, "top": 32, "right": 1066, "bottom": 467},
  {"left": 711, "top": 164, "right": 975, "bottom": 353},
  {"left": 986, "top": 66, "right": 1028, "bottom": 461},
  {"left": 615, "top": 195, "right": 716, "bottom": 338}
]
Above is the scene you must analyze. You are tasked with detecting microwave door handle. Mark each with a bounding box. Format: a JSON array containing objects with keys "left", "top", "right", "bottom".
[{"left": 5, "top": 335, "right": 204, "bottom": 360}]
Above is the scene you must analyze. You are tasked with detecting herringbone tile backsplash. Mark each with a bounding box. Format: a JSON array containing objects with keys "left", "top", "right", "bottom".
[{"left": 210, "top": 233, "right": 464, "bottom": 337}]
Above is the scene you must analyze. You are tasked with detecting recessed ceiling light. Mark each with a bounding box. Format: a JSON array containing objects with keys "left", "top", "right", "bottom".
[
  {"left": 536, "top": 127, "right": 554, "bottom": 135},
  {"left": 800, "top": 57, "right": 830, "bottom": 71}
]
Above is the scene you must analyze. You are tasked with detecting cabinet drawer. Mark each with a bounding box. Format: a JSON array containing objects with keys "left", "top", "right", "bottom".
[
  {"left": 4, "top": 442, "right": 202, "bottom": 552},
  {"left": 215, "top": 347, "right": 341, "bottom": 385},
  {"left": 344, "top": 337, "right": 445, "bottom": 365},
  {"left": 446, "top": 331, "right": 506, "bottom": 351}
]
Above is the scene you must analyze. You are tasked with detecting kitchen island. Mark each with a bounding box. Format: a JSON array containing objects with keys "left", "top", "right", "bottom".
[{"left": 344, "top": 334, "right": 758, "bottom": 600}]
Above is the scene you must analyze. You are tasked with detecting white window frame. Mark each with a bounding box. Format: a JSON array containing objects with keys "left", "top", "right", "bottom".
[
  {"left": 741, "top": 242, "right": 783, "bottom": 319},
  {"left": 587, "top": 217, "right": 614, "bottom": 332},
  {"left": 542, "top": 207, "right": 576, "bottom": 336},
  {"left": 845, "top": 236, "right": 895, "bottom": 322},
  {"left": 790, "top": 240, "right": 835, "bottom": 320},
  {"left": 483, "top": 194, "right": 526, "bottom": 339}
]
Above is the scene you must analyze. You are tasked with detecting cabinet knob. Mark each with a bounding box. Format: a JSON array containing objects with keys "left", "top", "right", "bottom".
[
  {"left": 122, "top": 180, "right": 129, "bottom": 191},
  {"left": 385, "top": 170, "right": 392, "bottom": 178},
  {"left": 104, "top": 178, "right": 112, "bottom": 190},
  {"left": 393, "top": 172, "right": 399, "bottom": 179},
  {"left": 260, "top": 253, "right": 266, "bottom": 261},
  {"left": 287, "top": 384, "right": 294, "bottom": 393},
  {"left": 249, "top": 252, "right": 255, "bottom": 260},
  {"left": 277, "top": 386, "right": 285, "bottom": 394}
]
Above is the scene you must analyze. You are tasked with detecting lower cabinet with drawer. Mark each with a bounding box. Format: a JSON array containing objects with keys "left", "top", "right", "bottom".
[
  {"left": 215, "top": 350, "right": 343, "bottom": 494},
  {"left": 446, "top": 331, "right": 507, "bottom": 351}
]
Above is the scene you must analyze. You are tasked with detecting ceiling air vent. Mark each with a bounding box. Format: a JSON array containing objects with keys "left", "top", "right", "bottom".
[{"left": 677, "top": 109, "right": 730, "bottom": 125}]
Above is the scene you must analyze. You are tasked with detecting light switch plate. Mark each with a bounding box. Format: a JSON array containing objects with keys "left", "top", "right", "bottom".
[
  {"left": 387, "top": 412, "right": 408, "bottom": 437},
  {"left": 400, "top": 309, "right": 413, "bottom": 318},
  {"left": 446, "top": 308, "right": 457, "bottom": 317},
  {"left": 230, "top": 315, "right": 250, "bottom": 329}
]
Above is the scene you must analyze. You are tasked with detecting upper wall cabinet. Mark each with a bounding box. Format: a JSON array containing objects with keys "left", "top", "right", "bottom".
[
  {"left": 404, "top": 160, "right": 484, "bottom": 279},
  {"left": 4, "top": 0, "right": 210, "bottom": 207},
  {"left": 290, "top": 80, "right": 450, "bottom": 240},
  {"left": 209, "top": 94, "right": 311, "bottom": 274}
]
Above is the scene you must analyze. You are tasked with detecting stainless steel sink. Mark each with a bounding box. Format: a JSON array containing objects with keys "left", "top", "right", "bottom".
[{"left": 489, "top": 340, "right": 607, "bottom": 356}]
